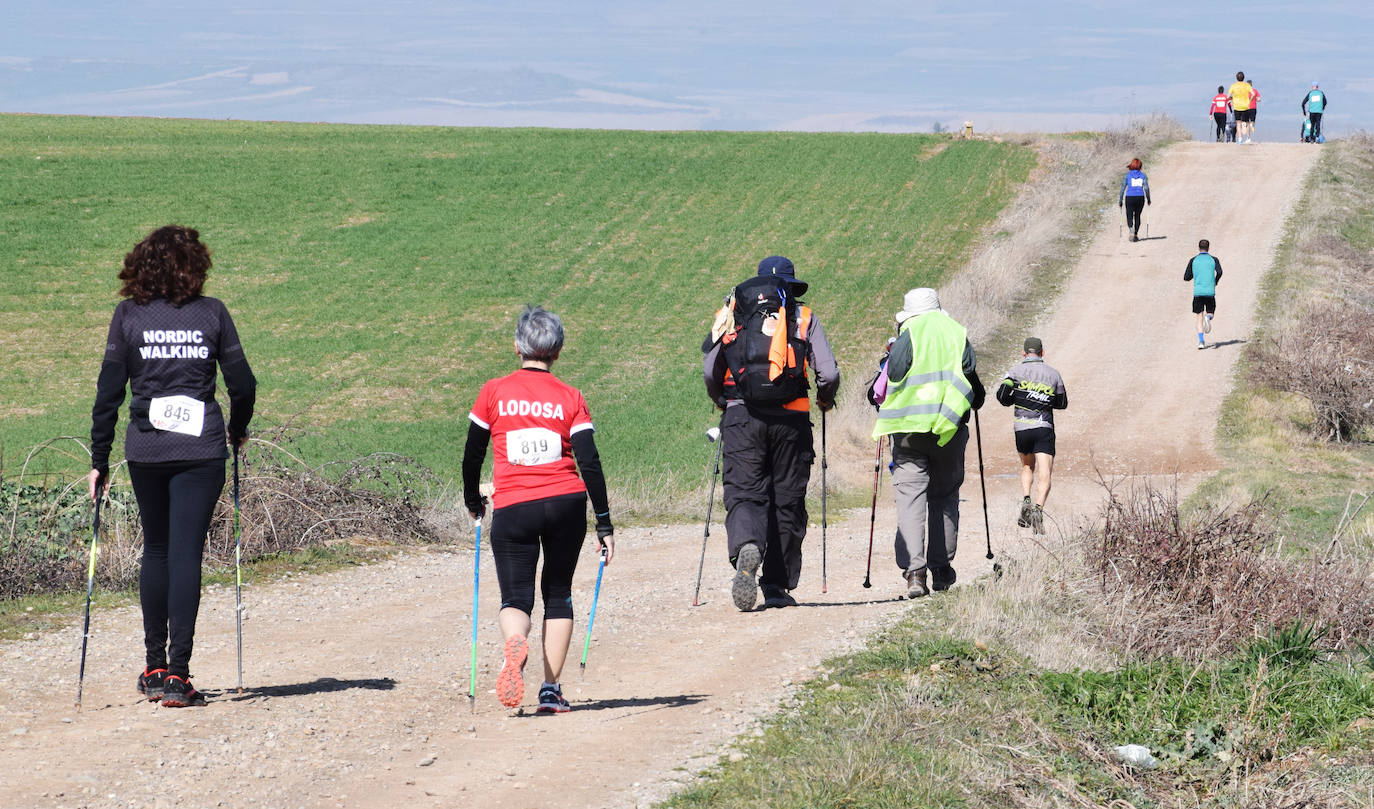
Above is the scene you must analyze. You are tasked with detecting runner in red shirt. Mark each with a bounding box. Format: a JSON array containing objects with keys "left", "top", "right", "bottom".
[
  {"left": 462, "top": 305, "right": 614, "bottom": 713},
  {"left": 1209, "top": 86, "right": 1231, "bottom": 142}
]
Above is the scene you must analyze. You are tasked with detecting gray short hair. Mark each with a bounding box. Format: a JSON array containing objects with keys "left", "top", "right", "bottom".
[{"left": 515, "top": 305, "right": 564, "bottom": 361}]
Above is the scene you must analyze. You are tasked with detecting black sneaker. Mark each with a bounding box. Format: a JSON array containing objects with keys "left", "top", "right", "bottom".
[
  {"left": 535, "top": 683, "right": 571, "bottom": 714},
  {"left": 1016, "top": 496, "right": 1033, "bottom": 528},
  {"left": 1031, "top": 505, "right": 1046, "bottom": 535},
  {"left": 761, "top": 586, "right": 798, "bottom": 609},
  {"left": 161, "top": 674, "right": 206, "bottom": 708},
  {"left": 931, "top": 567, "right": 957, "bottom": 592},
  {"left": 137, "top": 667, "right": 167, "bottom": 702},
  {"left": 731, "top": 543, "right": 762, "bottom": 611}
]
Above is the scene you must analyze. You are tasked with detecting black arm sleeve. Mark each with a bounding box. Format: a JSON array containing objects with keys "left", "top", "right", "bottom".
[
  {"left": 1052, "top": 391, "right": 1068, "bottom": 409},
  {"left": 1184, "top": 257, "right": 1194, "bottom": 282},
  {"left": 90, "top": 360, "right": 128, "bottom": 474},
  {"left": 461, "top": 421, "right": 490, "bottom": 513},
  {"left": 218, "top": 304, "right": 256, "bottom": 440},
  {"left": 1213, "top": 259, "right": 1222, "bottom": 284},
  {"left": 996, "top": 377, "right": 1016, "bottom": 407},
  {"left": 570, "top": 430, "right": 610, "bottom": 519}
]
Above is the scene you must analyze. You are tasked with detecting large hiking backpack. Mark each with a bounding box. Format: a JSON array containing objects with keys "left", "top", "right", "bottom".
[{"left": 720, "top": 275, "right": 810, "bottom": 404}]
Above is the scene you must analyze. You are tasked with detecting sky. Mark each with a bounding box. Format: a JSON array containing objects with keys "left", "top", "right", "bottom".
[{"left": 2, "top": 2, "right": 1371, "bottom": 138}]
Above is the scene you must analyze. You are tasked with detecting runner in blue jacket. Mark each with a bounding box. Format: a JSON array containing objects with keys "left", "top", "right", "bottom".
[
  {"left": 1301, "top": 83, "right": 1328, "bottom": 143},
  {"left": 1118, "top": 158, "right": 1151, "bottom": 242}
]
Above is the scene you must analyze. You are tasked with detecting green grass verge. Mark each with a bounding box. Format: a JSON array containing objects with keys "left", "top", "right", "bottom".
[{"left": 0, "top": 115, "right": 1034, "bottom": 513}]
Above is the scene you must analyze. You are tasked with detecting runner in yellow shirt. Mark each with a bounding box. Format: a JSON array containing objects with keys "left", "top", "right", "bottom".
[{"left": 1228, "top": 71, "right": 1256, "bottom": 143}]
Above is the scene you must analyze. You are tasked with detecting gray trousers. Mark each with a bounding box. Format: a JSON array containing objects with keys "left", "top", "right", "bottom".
[{"left": 890, "top": 426, "right": 967, "bottom": 575}]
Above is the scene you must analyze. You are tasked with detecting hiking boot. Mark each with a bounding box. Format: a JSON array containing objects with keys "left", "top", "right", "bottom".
[
  {"left": 905, "top": 568, "right": 929, "bottom": 599},
  {"left": 931, "top": 566, "right": 957, "bottom": 592},
  {"left": 535, "top": 683, "right": 571, "bottom": 714},
  {"left": 1031, "top": 505, "right": 1046, "bottom": 535},
  {"left": 161, "top": 674, "right": 205, "bottom": 708},
  {"left": 761, "top": 586, "right": 798, "bottom": 609},
  {"left": 731, "top": 543, "right": 762, "bottom": 611},
  {"left": 137, "top": 666, "right": 167, "bottom": 702},
  {"left": 1203, "top": 314, "right": 1212, "bottom": 334},
  {"left": 497, "top": 634, "right": 529, "bottom": 708},
  {"left": 1016, "top": 496, "right": 1033, "bottom": 528}
]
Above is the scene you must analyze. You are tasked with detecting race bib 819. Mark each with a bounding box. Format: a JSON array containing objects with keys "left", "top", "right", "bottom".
[{"left": 506, "top": 427, "right": 562, "bottom": 466}]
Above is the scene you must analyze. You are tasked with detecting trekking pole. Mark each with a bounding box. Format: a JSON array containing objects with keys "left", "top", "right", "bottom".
[
  {"left": 692, "top": 426, "right": 723, "bottom": 607},
  {"left": 820, "top": 409, "right": 828, "bottom": 594},
  {"left": 233, "top": 446, "right": 244, "bottom": 694},
  {"left": 862, "top": 439, "right": 882, "bottom": 588},
  {"left": 76, "top": 489, "right": 103, "bottom": 710},
  {"left": 468, "top": 518, "right": 481, "bottom": 712},
  {"left": 972, "top": 410, "right": 994, "bottom": 561},
  {"left": 580, "top": 545, "right": 608, "bottom": 677}
]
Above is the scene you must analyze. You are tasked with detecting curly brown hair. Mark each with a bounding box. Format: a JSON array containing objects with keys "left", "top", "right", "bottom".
[{"left": 117, "top": 225, "right": 211, "bottom": 304}]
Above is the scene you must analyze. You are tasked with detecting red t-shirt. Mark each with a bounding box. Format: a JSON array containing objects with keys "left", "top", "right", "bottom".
[
  {"left": 1210, "top": 93, "right": 1230, "bottom": 114},
  {"left": 468, "top": 368, "right": 593, "bottom": 509}
]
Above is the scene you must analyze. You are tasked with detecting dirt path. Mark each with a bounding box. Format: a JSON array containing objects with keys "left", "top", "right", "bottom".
[{"left": 0, "top": 142, "right": 1317, "bottom": 809}]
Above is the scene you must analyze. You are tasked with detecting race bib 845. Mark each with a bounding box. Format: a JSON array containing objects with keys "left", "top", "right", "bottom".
[{"left": 149, "top": 395, "right": 205, "bottom": 437}]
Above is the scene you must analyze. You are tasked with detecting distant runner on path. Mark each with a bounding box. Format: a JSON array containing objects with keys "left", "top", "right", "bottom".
[
  {"left": 1119, "top": 158, "right": 1151, "bottom": 242},
  {"left": 1302, "top": 82, "right": 1329, "bottom": 143},
  {"left": 995, "top": 337, "right": 1068, "bottom": 534},
  {"left": 1184, "top": 239, "right": 1224, "bottom": 349},
  {"left": 462, "top": 305, "right": 614, "bottom": 713},
  {"left": 1210, "top": 86, "right": 1231, "bottom": 142},
  {"left": 1229, "top": 71, "right": 1257, "bottom": 143}
]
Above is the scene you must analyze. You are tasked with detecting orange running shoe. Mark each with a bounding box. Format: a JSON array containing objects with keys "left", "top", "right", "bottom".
[{"left": 496, "top": 634, "right": 529, "bottom": 708}]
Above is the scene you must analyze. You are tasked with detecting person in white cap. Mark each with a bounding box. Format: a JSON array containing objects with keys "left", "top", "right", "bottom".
[{"left": 869, "top": 288, "right": 984, "bottom": 598}]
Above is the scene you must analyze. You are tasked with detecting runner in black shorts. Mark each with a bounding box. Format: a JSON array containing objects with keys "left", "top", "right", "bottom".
[
  {"left": 995, "top": 337, "right": 1067, "bottom": 533},
  {"left": 463, "top": 305, "right": 613, "bottom": 714}
]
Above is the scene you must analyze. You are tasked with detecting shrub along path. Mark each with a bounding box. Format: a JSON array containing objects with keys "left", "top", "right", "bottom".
[{"left": 0, "top": 142, "right": 1317, "bottom": 809}]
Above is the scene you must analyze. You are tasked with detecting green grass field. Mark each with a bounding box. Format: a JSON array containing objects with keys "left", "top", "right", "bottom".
[{"left": 0, "top": 114, "right": 1033, "bottom": 509}]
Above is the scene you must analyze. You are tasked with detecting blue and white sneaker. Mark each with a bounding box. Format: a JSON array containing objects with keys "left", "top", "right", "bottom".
[{"left": 536, "top": 683, "right": 570, "bottom": 714}]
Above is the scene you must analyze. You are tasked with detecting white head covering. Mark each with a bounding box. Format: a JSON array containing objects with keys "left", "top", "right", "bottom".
[{"left": 895, "top": 288, "right": 942, "bottom": 324}]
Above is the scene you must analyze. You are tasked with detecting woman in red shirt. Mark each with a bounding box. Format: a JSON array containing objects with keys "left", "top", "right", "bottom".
[
  {"left": 1209, "top": 86, "right": 1231, "bottom": 142},
  {"left": 462, "top": 305, "right": 614, "bottom": 713}
]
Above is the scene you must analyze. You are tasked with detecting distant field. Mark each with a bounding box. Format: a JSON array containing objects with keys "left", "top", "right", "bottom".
[{"left": 0, "top": 115, "right": 1033, "bottom": 509}]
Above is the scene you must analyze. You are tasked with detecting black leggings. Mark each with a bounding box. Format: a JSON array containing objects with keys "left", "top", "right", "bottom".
[
  {"left": 129, "top": 458, "right": 225, "bottom": 677},
  {"left": 1213, "top": 112, "right": 1227, "bottom": 141},
  {"left": 1309, "top": 112, "right": 1323, "bottom": 140},
  {"left": 1124, "top": 196, "right": 1145, "bottom": 233},
  {"left": 490, "top": 492, "right": 587, "bottom": 620}
]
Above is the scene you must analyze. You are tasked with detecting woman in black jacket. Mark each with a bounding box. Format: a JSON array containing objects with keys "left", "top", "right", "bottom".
[{"left": 88, "top": 225, "right": 256, "bottom": 707}]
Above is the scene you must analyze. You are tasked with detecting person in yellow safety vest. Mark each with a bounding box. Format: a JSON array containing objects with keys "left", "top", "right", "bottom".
[{"left": 870, "top": 288, "right": 984, "bottom": 599}]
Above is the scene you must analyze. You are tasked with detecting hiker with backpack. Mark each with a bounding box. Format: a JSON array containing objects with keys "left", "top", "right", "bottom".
[
  {"left": 869, "top": 288, "right": 984, "bottom": 598},
  {"left": 702, "top": 256, "right": 840, "bottom": 611}
]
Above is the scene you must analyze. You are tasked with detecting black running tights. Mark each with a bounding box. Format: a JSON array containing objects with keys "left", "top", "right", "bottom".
[
  {"left": 1124, "top": 196, "right": 1145, "bottom": 234},
  {"left": 129, "top": 459, "right": 225, "bottom": 677},
  {"left": 1213, "top": 112, "right": 1227, "bottom": 141},
  {"left": 490, "top": 493, "right": 587, "bottom": 620}
]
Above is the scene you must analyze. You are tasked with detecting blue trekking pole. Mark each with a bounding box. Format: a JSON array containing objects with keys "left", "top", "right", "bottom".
[
  {"left": 76, "top": 490, "right": 103, "bottom": 710},
  {"left": 579, "top": 545, "right": 608, "bottom": 677},
  {"left": 468, "top": 518, "right": 481, "bottom": 712}
]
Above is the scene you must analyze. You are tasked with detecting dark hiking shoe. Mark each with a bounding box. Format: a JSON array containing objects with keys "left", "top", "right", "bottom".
[
  {"left": 1016, "top": 496, "right": 1033, "bottom": 528},
  {"left": 1031, "top": 505, "right": 1046, "bottom": 535},
  {"left": 161, "top": 674, "right": 206, "bottom": 708},
  {"left": 535, "top": 683, "right": 570, "bottom": 714},
  {"left": 905, "top": 569, "right": 929, "bottom": 599},
  {"left": 137, "top": 667, "right": 167, "bottom": 702},
  {"left": 931, "top": 567, "right": 957, "bottom": 592},
  {"left": 731, "top": 544, "right": 763, "bottom": 611},
  {"left": 761, "top": 586, "right": 798, "bottom": 609}
]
